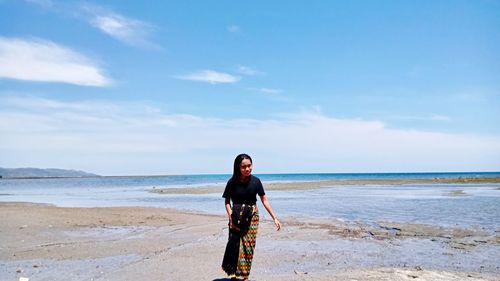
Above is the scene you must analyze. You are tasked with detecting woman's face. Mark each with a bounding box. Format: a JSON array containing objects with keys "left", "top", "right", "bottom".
[{"left": 239, "top": 158, "right": 252, "bottom": 178}]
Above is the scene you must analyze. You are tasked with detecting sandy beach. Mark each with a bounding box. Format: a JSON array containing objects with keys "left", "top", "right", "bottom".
[{"left": 1, "top": 202, "right": 498, "bottom": 281}]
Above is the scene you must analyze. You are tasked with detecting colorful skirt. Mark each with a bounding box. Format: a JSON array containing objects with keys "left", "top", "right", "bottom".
[{"left": 222, "top": 209, "right": 259, "bottom": 279}]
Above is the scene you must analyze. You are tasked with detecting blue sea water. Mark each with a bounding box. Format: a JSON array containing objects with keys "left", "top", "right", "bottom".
[{"left": 1, "top": 172, "right": 499, "bottom": 230}]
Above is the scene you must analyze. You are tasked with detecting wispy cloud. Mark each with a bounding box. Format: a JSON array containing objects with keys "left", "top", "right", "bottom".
[
  {"left": 258, "top": 88, "right": 283, "bottom": 94},
  {"left": 0, "top": 37, "right": 111, "bottom": 87},
  {"left": 175, "top": 70, "right": 241, "bottom": 84},
  {"left": 1, "top": 96, "right": 499, "bottom": 175},
  {"left": 81, "top": 5, "right": 158, "bottom": 49},
  {"left": 428, "top": 114, "right": 452, "bottom": 121},
  {"left": 238, "top": 65, "right": 265, "bottom": 76},
  {"left": 25, "top": 1, "right": 159, "bottom": 49},
  {"left": 247, "top": 88, "right": 283, "bottom": 95},
  {"left": 227, "top": 25, "right": 240, "bottom": 33},
  {"left": 390, "top": 114, "right": 452, "bottom": 122}
]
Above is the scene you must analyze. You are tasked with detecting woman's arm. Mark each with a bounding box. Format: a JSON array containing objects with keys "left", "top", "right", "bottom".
[
  {"left": 260, "top": 195, "right": 282, "bottom": 231},
  {"left": 225, "top": 198, "right": 233, "bottom": 228},
  {"left": 225, "top": 197, "right": 232, "bottom": 218}
]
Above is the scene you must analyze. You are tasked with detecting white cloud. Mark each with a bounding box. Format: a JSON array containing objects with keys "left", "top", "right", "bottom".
[
  {"left": 175, "top": 70, "right": 241, "bottom": 84},
  {"left": 391, "top": 114, "right": 452, "bottom": 122},
  {"left": 429, "top": 114, "right": 452, "bottom": 121},
  {"left": 27, "top": 2, "right": 159, "bottom": 49},
  {"left": 227, "top": 25, "right": 240, "bottom": 33},
  {"left": 238, "top": 65, "right": 264, "bottom": 76},
  {"left": 259, "top": 88, "right": 283, "bottom": 94},
  {"left": 0, "top": 37, "right": 111, "bottom": 86},
  {"left": 81, "top": 5, "right": 158, "bottom": 49},
  {"left": 1, "top": 96, "right": 499, "bottom": 175}
]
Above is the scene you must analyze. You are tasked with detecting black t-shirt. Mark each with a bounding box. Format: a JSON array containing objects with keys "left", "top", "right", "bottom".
[{"left": 222, "top": 175, "right": 265, "bottom": 205}]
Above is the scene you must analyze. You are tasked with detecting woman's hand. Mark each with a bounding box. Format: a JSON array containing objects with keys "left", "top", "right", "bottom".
[
  {"left": 260, "top": 195, "right": 282, "bottom": 231},
  {"left": 273, "top": 217, "right": 282, "bottom": 231}
]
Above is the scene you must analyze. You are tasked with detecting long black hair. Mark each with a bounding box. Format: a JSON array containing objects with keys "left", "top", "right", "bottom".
[{"left": 232, "top": 153, "right": 253, "bottom": 181}]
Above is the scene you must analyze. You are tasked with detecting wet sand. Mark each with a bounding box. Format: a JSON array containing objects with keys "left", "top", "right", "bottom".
[
  {"left": 1, "top": 203, "right": 498, "bottom": 281},
  {"left": 149, "top": 176, "right": 500, "bottom": 194}
]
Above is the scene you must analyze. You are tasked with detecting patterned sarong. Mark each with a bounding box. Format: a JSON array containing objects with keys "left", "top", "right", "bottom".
[
  {"left": 222, "top": 208, "right": 259, "bottom": 279},
  {"left": 235, "top": 210, "right": 259, "bottom": 278}
]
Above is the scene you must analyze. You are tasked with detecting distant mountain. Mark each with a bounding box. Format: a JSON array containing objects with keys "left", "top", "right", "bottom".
[{"left": 0, "top": 167, "right": 99, "bottom": 178}]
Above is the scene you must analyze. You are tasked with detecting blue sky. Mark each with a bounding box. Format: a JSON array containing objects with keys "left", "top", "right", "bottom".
[{"left": 1, "top": 0, "right": 499, "bottom": 175}]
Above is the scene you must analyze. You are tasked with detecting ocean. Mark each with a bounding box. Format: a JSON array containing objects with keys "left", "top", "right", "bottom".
[{"left": 1, "top": 172, "right": 499, "bottom": 231}]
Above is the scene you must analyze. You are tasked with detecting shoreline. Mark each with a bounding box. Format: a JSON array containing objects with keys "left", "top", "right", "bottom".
[
  {"left": 2, "top": 172, "right": 499, "bottom": 179},
  {"left": 149, "top": 176, "right": 500, "bottom": 194},
  {"left": 1, "top": 202, "right": 498, "bottom": 280}
]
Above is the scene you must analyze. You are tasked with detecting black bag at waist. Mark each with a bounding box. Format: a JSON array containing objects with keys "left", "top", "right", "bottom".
[{"left": 230, "top": 204, "right": 255, "bottom": 233}]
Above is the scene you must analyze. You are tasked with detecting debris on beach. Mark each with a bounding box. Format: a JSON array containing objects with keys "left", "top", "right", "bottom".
[{"left": 294, "top": 270, "right": 308, "bottom": 275}]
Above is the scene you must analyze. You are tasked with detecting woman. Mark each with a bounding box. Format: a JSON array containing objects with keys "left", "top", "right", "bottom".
[{"left": 221, "top": 153, "right": 282, "bottom": 281}]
